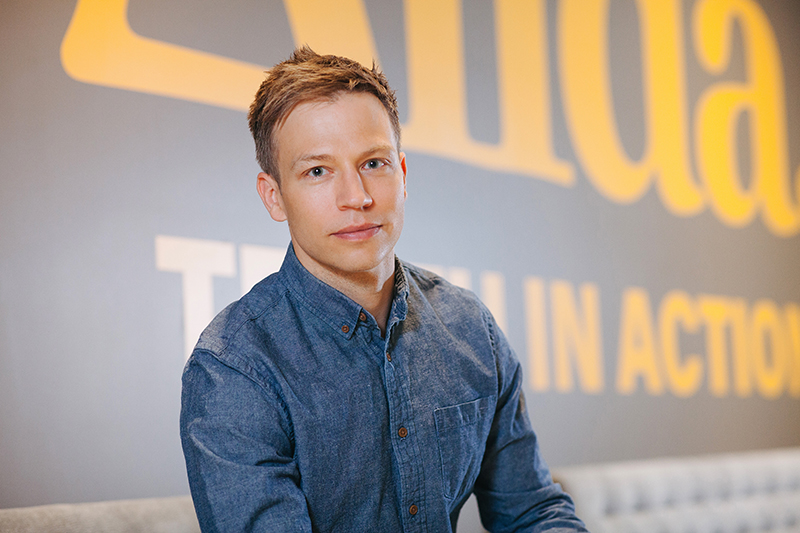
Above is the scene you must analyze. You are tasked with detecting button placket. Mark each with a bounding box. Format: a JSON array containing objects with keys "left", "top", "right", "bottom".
[{"left": 381, "top": 346, "right": 426, "bottom": 532}]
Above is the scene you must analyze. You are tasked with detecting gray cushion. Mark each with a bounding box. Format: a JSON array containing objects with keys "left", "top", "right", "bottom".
[{"left": 0, "top": 496, "right": 199, "bottom": 533}]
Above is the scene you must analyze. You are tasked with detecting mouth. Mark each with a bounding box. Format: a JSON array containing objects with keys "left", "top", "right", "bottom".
[{"left": 332, "top": 223, "right": 382, "bottom": 241}]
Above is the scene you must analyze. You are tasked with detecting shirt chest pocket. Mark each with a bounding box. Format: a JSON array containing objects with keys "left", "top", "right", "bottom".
[{"left": 433, "top": 396, "right": 495, "bottom": 500}]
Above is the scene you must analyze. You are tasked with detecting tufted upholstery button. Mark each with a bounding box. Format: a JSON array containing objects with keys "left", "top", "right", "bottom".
[{"left": 552, "top": 449, "right": 800, "bottom": 533}]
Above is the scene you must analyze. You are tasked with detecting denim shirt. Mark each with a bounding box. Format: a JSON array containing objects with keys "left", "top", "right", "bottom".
[{"left": 180, "top": 245, "right": 587, "bottom": 533}]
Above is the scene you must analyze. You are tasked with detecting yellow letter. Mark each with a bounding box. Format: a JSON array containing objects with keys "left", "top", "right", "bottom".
[
  {"left": 402, "top": 0, "right": 573, "bottom": 183},
  {"left": 698, "top": 295, "right": 731, "bottom": 396},
  {"left": 692, "top": 0, "right": 800, "bottom": 235},
  {"left": 659, "top": 291, "right": 703, "bottom": 397},
  {"left": 698, "top": 295, "right": 752, "bottom": 396},
  {"left": 493, "top": 0, "right": 574, "bottom": 183},
  {"left": 750, "top": 299, "right": 788, "bottom": 398},
  {"left": 786, "top": 304, "right": 800, "bottom": 397},
  {"left": 283, "top": 0, "right": 379, "bottom": 66},
  {"left": 524, "top": 277, "right": 549, "bottom": 392},
  {"left": 558, "top": 0, "right": 703, "bottom": 213},
  {"left": 60, "top": 0, "right": 266, "bottom": 111},
  {"left": 729, "top": 298, "right": 753, "bottom": 397},
  {"left": 617, "top": 287, "right": 664, "bottom": 395},
  {"left": 60, "top": 0, "right": 382, "bottom": 111},
  {"left": 550, "top": 281, "right": 604, "bottom": 394}
]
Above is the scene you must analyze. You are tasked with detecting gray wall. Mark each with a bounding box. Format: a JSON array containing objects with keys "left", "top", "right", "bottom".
[{"left": 2, "top": 1, "right": 800, "bottom": 531}]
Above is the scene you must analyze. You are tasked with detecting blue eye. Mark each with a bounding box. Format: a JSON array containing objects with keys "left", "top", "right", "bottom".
[
  {"left": 365, "top": 159, "right": 385, "bottom": 170},
  {"left": 308, "top": 167, "right": 326, "bottom": 177}
]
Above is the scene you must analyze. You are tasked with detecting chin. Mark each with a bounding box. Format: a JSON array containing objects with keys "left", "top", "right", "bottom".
[{"left": 336, "top": 249, "right": 392, "bottom": 274}]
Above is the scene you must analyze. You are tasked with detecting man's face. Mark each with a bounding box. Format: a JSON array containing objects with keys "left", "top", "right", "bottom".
[{"left": 257, "top": 92, "right": 407, "bottom": 283}]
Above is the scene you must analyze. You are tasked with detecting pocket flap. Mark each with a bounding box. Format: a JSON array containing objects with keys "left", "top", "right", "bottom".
[{"left": 434, "top": 396, "right": 494, "bottom": 432}]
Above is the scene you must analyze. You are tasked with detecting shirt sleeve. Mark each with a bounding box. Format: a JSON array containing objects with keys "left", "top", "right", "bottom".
[
  {"left": 473, "top": 306, "right": 589, "bottom": 533},
  {"left": 180, "top": 349, "right": 313, "bottom": 533}
]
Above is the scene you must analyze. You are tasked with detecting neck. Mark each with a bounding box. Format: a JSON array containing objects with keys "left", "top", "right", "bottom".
[
  {"left": 299, "top": 253, "right": 397, "bottom": 335},
  {"left": 341, "top": 269, "right": 395, "bottom": 335}
]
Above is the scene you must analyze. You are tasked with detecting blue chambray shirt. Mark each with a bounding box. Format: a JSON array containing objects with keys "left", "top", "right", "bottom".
[{"left": 180, "top": 245, "right": 587, "bottom": 533}]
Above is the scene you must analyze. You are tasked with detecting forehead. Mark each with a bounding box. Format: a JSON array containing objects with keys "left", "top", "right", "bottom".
[
  {"left": 274, "top": 92, "right": 398, "bottom": 164},
  {"left": 281, "top": 91, "right": 390, "bottom": 130}
]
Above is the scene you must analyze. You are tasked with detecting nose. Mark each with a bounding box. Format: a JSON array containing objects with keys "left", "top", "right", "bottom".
[{"left": 337, "top": 167, "right": 373, "bottom": 210}]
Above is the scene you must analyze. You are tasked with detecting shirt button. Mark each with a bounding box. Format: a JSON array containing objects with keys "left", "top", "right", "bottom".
[
  {"left": 386, "top": 352, "right": 392, "bottom": 362},
  {"left": 409, "top": 504, "right": 418, "bottom": 515},
  {"left": 398, "top": 427, "right": 408, "bottom": 438},
  {"left": 341, "top": 324, "right": 349, "bottom": 333},
  {"left": 359, "top": 312, "right": 367, "bottom": 322}
]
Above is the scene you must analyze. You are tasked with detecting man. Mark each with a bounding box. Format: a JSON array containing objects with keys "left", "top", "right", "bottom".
[{"left": 180, "top": 47, "right": 587, "bottom": 532}]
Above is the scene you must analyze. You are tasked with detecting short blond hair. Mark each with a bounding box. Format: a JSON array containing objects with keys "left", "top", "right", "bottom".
[{"left": 248, "top": 46, "right": 400, "bottom": 182}]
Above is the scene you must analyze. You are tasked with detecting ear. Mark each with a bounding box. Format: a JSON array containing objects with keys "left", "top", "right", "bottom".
[
  {"left": 256, "top": 172, "right": 287, "bottom": 222},
  {"left": 399, "top": 152, "right": 408, "bottom": 199}
]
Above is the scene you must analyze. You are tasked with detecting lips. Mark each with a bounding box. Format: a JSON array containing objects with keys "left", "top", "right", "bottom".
[{"left": 332, "top": 223, "right": 382, "bottom": 241}]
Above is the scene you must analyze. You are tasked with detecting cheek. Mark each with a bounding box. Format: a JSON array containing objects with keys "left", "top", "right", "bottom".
[
  {"left": 387, "top": 189, "right": 406, "bottom": 229},
  {"left": 384, "top": 179, "right": 407, "bottom": 207},
  {"left": 396, "top": 188, "right": 407, "bottom": 211},
  {"left": 284, "top": 190, "right": 327, "bottom": 224}
]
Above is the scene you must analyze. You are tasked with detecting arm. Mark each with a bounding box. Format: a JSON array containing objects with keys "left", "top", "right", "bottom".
[
  {"left": 180, "top": 350, "right": 313, "bottom": 533},
  {"left": 474, "top": 308, "right": 588, "bottom": 533}
]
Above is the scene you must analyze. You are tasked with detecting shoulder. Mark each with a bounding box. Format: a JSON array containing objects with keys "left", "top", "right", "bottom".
[
  {"left": 181, "top": 272, "right": 294, "bottom": 422},
  {"left": 400, "top": 260, "right": 493, "bottom": 329},
  {"left": 400, "top": 260, "right": 514, "bottom": 360},
  {"left": 401, "top": 261, "right": 478, "bottom": 300},
  {"left": 192, "top": 270, "right": 288, "bottom": 365},
  {"left": 183, "top": 271, "right": 292, "bottom": 404}
]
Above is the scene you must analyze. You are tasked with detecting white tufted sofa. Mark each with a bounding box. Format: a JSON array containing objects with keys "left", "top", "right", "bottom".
[{"left": 553, "top": 448, "right": 800, "bottom": 533}]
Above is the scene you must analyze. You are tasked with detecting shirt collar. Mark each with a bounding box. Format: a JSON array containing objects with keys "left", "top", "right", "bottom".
[
  {"left": 279, "top": 243, "right": 408, "bottom": 339},
  {"left": 389, "top": 256, "right": 409, "bottom": 328}
]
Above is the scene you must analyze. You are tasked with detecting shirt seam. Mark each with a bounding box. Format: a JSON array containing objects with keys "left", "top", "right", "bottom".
[
  {"left": 479, "top": 303, "right": 502, "bottom": 399},
  {"left": 198, "top": 346, "right": 297, "bottom": 446},
  {"left": 202, "top": 291, "right": 298, "bottom": 443}
]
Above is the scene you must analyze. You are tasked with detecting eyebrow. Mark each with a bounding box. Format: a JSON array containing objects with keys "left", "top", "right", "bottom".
[
  {"left": 289, "top": 144, "right": 396, "bottom": 171},
  {"left": 290, "top": 153, "right": 334, "bottom": 171},
  {"left": 361, "top": 144, "right": 395, "bottom": 158}
]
